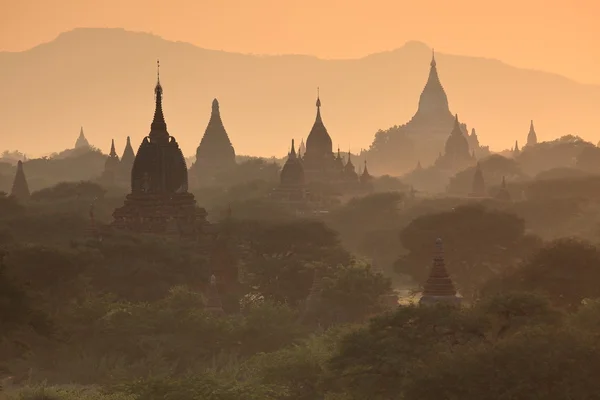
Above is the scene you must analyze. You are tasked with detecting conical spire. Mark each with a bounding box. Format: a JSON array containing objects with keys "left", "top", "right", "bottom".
[
  {"left": 298, "top": 139, "right": 306, "bottom": 158},
  {"left": 75, "top": 126, "right": 90, "bottom": 149},
  {"left": 360, "top": 159, "right": 373, "bottom": 184},
  {"left": 289, "top": 139, "right": 297, "bottom": 159},
  {"left": 193, "top": 98, "right": 236, "bottom": 172},
  {"left": 527, "top": 120, "right": 538, "bottom": 146},
  {"left": 415, "top": 49, "right": 451, "bottom": 119},
  {"left": 10, "top": 160, "right": 30, "bottom": 201},
  {"left": 121, "top": 136, "right": 135, "bottom": 164},
  {"left": 149, "top": 60, "right": 168, "bottom": 142},
  {"left": 109, "top": 139, "right": 117, "bottom": 157},
  {"left": 419, "top": 238, "right": 460, "bottom": 306},
  {"left": 305, "top": 88, "right": 333, "bottom": 158},
  {"left": 514, "top": 140, "right": 520, "bottom": 154}
]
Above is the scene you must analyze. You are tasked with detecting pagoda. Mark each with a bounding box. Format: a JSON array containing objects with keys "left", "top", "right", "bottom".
[
  {"left": 75, "top": 126, "right": 90, "bottom": 149},
  {"left": 470, "top": 162, "right": 486, "bottom": 197},
  {"left": 112, "top": 61, "right": 208, "bottom": 236},
  {"left": 495, "top": 176, "right": 511, "bottom": 201},
  {"left": 101, "top": 139, "right": 120, "bottom": 184},
  {"left": 435, "top": 114, "right": 475, "bottom": 172},
  {"left": 302, "top": 89, "right": 337, "bottom": 182},
  {"left": 526, "top": 120, "right": 538, "bottom": 147},
  {"left": 119, "top": 136, "right": 135, "bottom": 179},
  {"left": 419, "top": 238, "right": 461, "bottom": 306},
  {"left": 271, "top": 139, "right": 308, "bottom": 204},
  {"left": 10, "top": 161, "right": 30, "bottom": 201},
  {"left": 360, "top": 160, "right": 374, "bottom": 191},
  {"left": 189, "top": 98, "right": 237, "bottom": 185}
]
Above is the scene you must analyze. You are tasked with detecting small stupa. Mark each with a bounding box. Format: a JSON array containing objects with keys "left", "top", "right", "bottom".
[
  {"left": 75, "top": 126, "right": 90, "bottom": 149},
  {"left": 10, "top": 160, "right": 30, "bottom": 201},
  {"left": 419, "top": 238, "right": 461, "bottom": 306}
]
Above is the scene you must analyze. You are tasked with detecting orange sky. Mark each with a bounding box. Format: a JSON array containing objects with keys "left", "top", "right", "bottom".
[{"left": 1, "top": 0, "right": 598, "bottom": 84}]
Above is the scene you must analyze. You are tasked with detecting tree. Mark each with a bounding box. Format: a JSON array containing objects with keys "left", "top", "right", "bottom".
[
  {"left": 395, "top": 204, "right": 541, "bottom": 299},
  {"left": 326, "top": 304, "right": 484, "bottom": 400},
  {"left": 486, "top": 238, "right": 600, "bottom": 310},
  {"left": 404, "top": 327, "right": 600, "bottom": 400},
  {"left": 318, "top": 263, "right": 392, "bottom": 325},
  {"left": 243, "top": 220, "right": 351, "bottom": 305}
]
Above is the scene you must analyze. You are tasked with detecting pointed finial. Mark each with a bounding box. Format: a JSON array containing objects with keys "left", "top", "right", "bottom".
[
  {"left": 110, "top": 139, "right": 116, "bottom": 156},
  {"left": 316, "top": 87, "right": 321, "bottom": 108},
  {"left": 431, "top": 49, "right": 436, "bottom": 68},
  {"left": 157, "top": 59, "right": 160, "bottom": 83}
]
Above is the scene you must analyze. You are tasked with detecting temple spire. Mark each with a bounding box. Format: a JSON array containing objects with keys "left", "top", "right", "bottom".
[
  {"left": 109, "top": 139, "right": 117, "bottom": 157},
  {"left": 527, "top": 120, "right": 538, "bottom": 146},
  {"left": 431, "top": 49, "right": 436, "bottom": 67},
  {"left": 149, "top": 59, "right": 168, "bottom": 141},
  {"left": 289, "top": 139, "right": 297, "bottom": 159},
  {"left": 75, "top": 126, "right": 90, "bottom": 149},
  {"left": 10, "top": 160, "right": 30, "bottom": 201},
  {"left": 471, "top": 162, "right": 485, "bottom": 197}
]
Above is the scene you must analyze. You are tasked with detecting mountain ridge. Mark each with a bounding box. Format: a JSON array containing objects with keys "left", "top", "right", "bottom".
[{"left": 1, "top": 27, "right": 599, "bottom": 160}]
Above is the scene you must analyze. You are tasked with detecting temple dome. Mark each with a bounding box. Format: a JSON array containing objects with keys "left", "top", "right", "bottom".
[{"left": 305, "top": 95, "right": 333, "bottom": 156}]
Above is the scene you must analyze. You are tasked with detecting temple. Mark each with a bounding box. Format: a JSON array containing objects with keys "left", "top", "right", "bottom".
[
  {"left": 513, "top": 140, "right": 520, "bottom": 156},
  {"left": 434, "top": 114, "right": 475, "bottom": 171},
  {"left": 527, "top": 120, "right": 538, "bottom": 147},
  {"left": 100, "top": 139, "right": 120, "bottom": 184},
  {"left": 495, "top": 176, "right": 511, "bottom": 201},
  {"left": 10, "top": 161, "right": 30, "bottom": 201},
  {"left": 470, "top": 162, "right": 486, "bottom": 197},
  {"left": 75, "top": 126, "right": 90, "bottom": 149},
  {"left": 112, "top": 61, "right": 208, "bottom": 236},
  {"left": 189, "top": 98, "right": 237, "bottom": 186},
  {"left": 366, "top": 50, "right": 488, "bottom": 172},
  {"left": 419, "top": 238, "right": 461, "bottom": 306},
  {"left": 302, "top": 90, "right": 337, "bottom": 182},
  {"left": 270, "top": 139, "right": 310, "bottom": 207},
  {"left": 120, "top": 136, "right": 135, "bottom": 179}
]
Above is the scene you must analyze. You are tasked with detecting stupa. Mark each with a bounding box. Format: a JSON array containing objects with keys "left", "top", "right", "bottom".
[{"left": 419, "top": 238, "right": 461, "bottom": 306}]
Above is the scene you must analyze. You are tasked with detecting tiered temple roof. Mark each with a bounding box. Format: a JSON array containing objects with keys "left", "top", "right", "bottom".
[
  {"left": 419, "top": 238, "right": 461, "bottom": 306},
  {"left": 10, "top": 160, "right": 30, "bottom": 201},
  {"left": 280, "top": 139, "right": 305, "bottom": 186}
]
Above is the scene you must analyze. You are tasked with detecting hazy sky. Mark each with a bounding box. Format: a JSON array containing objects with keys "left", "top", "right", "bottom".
[{"left": 1, "top": 0, "right": 598, "bottom": 84}]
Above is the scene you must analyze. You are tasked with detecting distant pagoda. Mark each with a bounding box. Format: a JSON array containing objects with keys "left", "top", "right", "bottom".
[
  {"left": 119, "top": 136, "right": 135, "bottom": 179},
  {"left": 10, "top": 160, "right": 30, "bottom": 201},
  {"left": 470, "top": 162, "right": 486, "bottom": 197},
  {"left": 189, "top": 98, "right": 236, "bottom": 185},
  {"left": 75, "top": 126, "right": 90, "bottom": 149},
  {"left": 495, "top": 176, "right": 511, "bottom": 201},
  {"left": 526, "top": 120, "right": 538, "bottom": 147},
  {"left": 302, "top": 89, "right": 337, "bottom": 182},
  {"left": 271, "top": 139, "right": 309, "bottom": 206},
  {"left": 435, "top": 114, "right": 476, "bottom": 172},
  {"left": 112, "top": 61, "right": 208, "bottom": 236},
  {"left": 101, "top": 139, "right": 120, "bottom": 184},
  {"left": 419, "top": 238, "right": 461, "bottom": 306}
]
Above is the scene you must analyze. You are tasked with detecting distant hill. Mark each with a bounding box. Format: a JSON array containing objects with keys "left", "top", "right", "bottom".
[{"left": 1, "top": 28, "right": 599, "bottom": 159}]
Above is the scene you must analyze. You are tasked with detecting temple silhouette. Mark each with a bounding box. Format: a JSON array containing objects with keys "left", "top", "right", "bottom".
[{"left": 112, "top": 61, "right": 207, "bottom": 236}]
